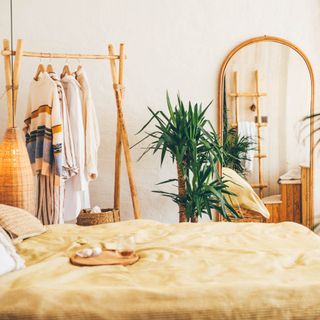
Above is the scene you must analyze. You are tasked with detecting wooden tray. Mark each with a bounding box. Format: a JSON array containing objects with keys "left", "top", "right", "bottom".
[{"left": 70, "top": 250, "right": 139, "bottom": 266}]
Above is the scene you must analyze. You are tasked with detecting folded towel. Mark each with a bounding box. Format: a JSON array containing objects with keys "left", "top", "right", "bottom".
[
  {"left": 237, "top": 121, "right": 256, "bottom": 172},
  {"left": 279, "top": 167, "right": 301, "bottom": 180},
  {"left": 91, "top": 206, "right": 102, "bottom": 213}
]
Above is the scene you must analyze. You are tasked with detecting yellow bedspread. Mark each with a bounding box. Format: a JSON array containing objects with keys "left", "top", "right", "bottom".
[{"left": 1, "top": 220, "right": 320, "bottom": 319}]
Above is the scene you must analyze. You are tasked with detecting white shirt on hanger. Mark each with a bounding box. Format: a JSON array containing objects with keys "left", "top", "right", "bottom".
[
  {"left": 61, "top": 74, "right": 90, "bottom": 221},
  {"left": 75, "top": 67, "right": 100, "bottom": 181}
]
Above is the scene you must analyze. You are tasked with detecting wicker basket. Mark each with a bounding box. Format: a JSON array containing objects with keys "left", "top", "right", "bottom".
[
  {"left": 77, "top": 208, "right": 120, "bottom": 226},
  {"left": 225, "top": 208, "right": 266, "bottom": 223},
  {"left": 0, "top": 128, "right": 35, "bottom": 214}
]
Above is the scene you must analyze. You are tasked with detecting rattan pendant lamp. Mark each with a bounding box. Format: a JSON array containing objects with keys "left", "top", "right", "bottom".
[{"left": 0, "top": 0, "right": 35, "bottom": 213}]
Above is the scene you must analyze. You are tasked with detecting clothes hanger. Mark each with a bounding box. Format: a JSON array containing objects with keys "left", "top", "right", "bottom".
[
  {"left": 46, "top": 64, "right": 54, "bottom": 73},
  {"left": 61, "top": 58, "right": 72, "bottom": 78},
  {"left": 76, "top": 58, "right": 82, "bottom": 72},
  {"left": 61, "top": 65, "right": 71, "bottom": 78},
  {"left": 76, "top": 64, "right": 82, "bottom": 73},
  {"left": 75, "top": 58, "right": 82, "bottom": 77},
  {"left": 46, "top": 54, "right": 54, "bottom": 73},
  {"left": 34, "top": 55, "right": 46, "bottom": 81}
]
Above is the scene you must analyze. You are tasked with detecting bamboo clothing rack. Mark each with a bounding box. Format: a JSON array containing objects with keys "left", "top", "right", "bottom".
[
  {"left": 229, "top": 70, "right": 267, "bottom": 198},
  {"left": 1, "top": 38, "right": 141, "bottom": 220}
]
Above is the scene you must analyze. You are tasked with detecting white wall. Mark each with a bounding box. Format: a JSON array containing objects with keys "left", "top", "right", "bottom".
[{"left": 0, "top": 0, "right": 319, "bottom": 223}]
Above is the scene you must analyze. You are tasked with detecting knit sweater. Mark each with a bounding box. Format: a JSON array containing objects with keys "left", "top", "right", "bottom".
[{"left": 24, "top": 72, "right": 63, "bottom": 186}]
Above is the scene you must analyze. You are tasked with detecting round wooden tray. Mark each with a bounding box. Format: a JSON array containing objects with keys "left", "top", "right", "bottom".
[{"left": 70, "top": 250, "right": 139, "bottom": 266}]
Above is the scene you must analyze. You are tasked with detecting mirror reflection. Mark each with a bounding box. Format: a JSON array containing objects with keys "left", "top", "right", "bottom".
[{"left": 221, "top": 40, "right": 312, "bottom": 225}]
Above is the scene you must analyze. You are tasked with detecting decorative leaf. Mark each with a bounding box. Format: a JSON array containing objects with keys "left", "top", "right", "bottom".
[{"left": 156, "top": 178, "right": 178, "bottom": 185}]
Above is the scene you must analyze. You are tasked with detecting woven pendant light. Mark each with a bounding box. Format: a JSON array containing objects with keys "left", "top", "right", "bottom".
[{"left": 0, "top": 128, "right": 35, "bottom": 213}]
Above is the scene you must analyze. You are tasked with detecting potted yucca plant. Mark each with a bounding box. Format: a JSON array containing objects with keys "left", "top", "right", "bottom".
[{"left": 134, "top": 93, "right": 238, "bottom": 222}]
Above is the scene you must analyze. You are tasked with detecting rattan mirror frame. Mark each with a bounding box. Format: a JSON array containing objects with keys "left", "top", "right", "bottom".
[{"left": 217, "top": 35, "right": 315, "bottom": 227}]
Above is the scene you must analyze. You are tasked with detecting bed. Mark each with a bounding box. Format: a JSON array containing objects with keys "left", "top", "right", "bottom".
[{"left": 1, "top": 219, "right": 320, "bottom": 319}]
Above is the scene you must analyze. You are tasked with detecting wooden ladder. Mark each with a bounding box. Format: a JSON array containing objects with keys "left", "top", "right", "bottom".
[{"left": 229, "top": 70, "right": 267, "bottom": 198}]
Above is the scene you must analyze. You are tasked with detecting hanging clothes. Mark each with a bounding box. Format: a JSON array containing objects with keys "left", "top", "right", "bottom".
[
  {"left": 75, "top": 67, "right": 100, "bottom": 181},
  {"left": 61, "top": 74, "right": 90, "bottom": 221},
  {"left": 24, "top": 72, "right": 63, "bottom": 224},
  {"left": 48, "top": 71, "right": 79, "bottom": 224},
  {"left": 49, "top": 72, "right": 78, "bottom": 180},
  {"left": 35, "top": 163, "right": 62, "bottom": 224}
]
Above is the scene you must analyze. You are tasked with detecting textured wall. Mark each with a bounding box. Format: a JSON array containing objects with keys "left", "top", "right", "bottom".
[{"left": 0, "top": 0, "right": 319, "bottom": 223}]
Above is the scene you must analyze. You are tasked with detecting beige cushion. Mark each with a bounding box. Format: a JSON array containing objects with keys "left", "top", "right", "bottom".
[
  {"left": 223, "top": 167, "right": 270, "bottom": 219},
  {"left": 0, "top": 204, "right": 46, "bottom": 241}
]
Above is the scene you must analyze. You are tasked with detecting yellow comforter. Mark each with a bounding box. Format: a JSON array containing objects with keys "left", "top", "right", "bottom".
[{"left": 1, "top": 220, "right": 320, "bottom": 319}]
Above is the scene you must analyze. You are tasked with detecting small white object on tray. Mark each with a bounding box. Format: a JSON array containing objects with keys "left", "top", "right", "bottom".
[{"left": 76, "top": 246, "right": 102, "bottom": 258}]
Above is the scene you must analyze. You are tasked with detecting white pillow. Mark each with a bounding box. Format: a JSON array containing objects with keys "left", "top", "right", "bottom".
[{"left": 0, "top": 227, "right": 25, "bottom": 276}]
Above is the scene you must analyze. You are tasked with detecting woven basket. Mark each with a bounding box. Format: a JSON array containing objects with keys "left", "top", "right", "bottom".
[
  {"left": 225, "top": 208, "right": 266, "bottom": 223},
  {"left": 77, "top": 208, "right": 120, "bottom": 226},
  {"left": 0, "top": 128, "right": 35, "bottom": 214}
]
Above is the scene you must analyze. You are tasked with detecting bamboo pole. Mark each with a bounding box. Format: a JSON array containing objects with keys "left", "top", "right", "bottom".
[
  {"left": 3, "top": 39, "right": 13, "bottom": 128},
  {"left": 12, "top": 39, "right": 24, "bottom": 127},
  {"left": 251, "top": 183, "right": 268, "bottom": 189},
  {"left": 231, "top": 122, "right": 267, "bottom": 128},
  {"left": 229, "top": 92, "right": 267, "bottom": 97},
  {"left": 234, "top": 71, "right": 239, "bottom": 125},
  {"left": 255, "top": 70, "right": 264, "bottom": 198},
  {"left": 1, "top": 50, "right": 120, "bottom": 60},
  {"left": 109, "top": 44, "right": 122, "bottom": 211},
  {"left": 108, "top": 43, "right": 141, "bottom": 219},
  {"left": 118, "top": 44, "right": 124, "bottom": 85}
]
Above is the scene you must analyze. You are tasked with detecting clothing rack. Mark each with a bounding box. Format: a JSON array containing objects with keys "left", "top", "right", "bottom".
[{"left": 1, "top": 38, "right": 141, "bottom": 220}]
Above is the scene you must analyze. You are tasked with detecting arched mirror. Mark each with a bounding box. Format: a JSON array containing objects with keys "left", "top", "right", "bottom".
[{"left": 217, "top": 36, "right": 314, "bottom": 229}]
